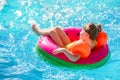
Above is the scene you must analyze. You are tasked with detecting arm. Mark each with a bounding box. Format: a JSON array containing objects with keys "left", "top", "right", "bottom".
[{"left": 53, "top": 48, "right": 81, "bottom": 62}]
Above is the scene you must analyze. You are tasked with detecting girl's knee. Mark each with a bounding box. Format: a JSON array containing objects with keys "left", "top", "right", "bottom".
[
  {"left": 49, "top": 30, "right": 56, "bottom": 35},
  {"left": 54, "top": 27, "right": 62, "bottom": 32}
]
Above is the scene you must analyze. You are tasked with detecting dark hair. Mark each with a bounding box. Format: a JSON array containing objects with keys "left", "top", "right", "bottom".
[{"left": 83, "top": 23, "right": 102, "bottom": 40}]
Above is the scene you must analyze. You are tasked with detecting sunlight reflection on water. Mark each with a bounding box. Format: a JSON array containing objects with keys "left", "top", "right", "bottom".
[{"left": 0, "top": 0, "right": 120, "bottom": 80}]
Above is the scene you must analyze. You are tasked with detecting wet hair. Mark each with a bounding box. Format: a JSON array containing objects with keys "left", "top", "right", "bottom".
[{"left": 83, "top": 22, "right": 102, "bottom": 40}]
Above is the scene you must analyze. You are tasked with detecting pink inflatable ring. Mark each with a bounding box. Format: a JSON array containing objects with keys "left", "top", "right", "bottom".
[{"left": 36, "top": 27, "right": 109, "bottom": 69}]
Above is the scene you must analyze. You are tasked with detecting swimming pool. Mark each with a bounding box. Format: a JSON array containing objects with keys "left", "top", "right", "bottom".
[{"left": 0, "top": 0, "right": 120, "bottom": 80}]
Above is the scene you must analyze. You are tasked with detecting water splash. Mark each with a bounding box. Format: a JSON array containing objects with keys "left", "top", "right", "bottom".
[{"left": 0, "top": 0, "right": 7, "bottom": 11}]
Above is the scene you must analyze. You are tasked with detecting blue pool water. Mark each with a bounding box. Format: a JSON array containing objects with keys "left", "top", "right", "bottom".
[{"left": 0, "top": 0, "right": 120, "bottom": 80}]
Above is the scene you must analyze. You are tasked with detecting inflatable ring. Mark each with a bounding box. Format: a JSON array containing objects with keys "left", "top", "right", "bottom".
[{"left": 36, "top": 27, "right": 110, "bottom": 69}]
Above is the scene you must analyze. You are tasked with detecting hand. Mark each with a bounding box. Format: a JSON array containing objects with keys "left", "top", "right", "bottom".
[{"left": 52, "top": 48, "right": 67, "bottom": 55}]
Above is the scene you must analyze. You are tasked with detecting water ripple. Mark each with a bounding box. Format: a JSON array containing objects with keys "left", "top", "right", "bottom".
[
  {"left": 0, "top": 0, "right": 120, "bottom": 80},
  {"left": 0, "top": 0, "right": 7, "bottom": 10}
]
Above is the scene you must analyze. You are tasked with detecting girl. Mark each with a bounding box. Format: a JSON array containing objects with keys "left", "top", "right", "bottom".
[{"left": 32, "top": 23, "right": 102, "bottom": 62}]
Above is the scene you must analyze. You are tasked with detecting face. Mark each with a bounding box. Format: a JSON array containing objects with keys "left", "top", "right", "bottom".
[{"left": 80, "top": 30, "right": 89, "bottom": 37}]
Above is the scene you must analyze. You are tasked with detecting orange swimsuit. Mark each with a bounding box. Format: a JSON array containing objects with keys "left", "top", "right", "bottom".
[
  {"left": 66, "top": 31, "right": 91, "bottom": 59},
  {"left": 65, "top": 30, "right": 108, "bottom": 59}
]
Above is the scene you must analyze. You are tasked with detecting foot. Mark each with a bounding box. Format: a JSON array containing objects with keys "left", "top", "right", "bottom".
[{"left": 31, "top": 24, "right": 41, "bottom": 36}]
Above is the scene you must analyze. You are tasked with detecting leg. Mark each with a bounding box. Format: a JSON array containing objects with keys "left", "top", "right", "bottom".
[
  {"left": 54, "top": 27, "right": 71, "bottom": 45},
  {"left": 32, "top": 24, "right": 48, "bottom": 36},
  {"left": 48, "top": 30, "right": 65, "bottom": 47},
  {"left": 31, "top": 24, "right": 64, "bottom": 47}
]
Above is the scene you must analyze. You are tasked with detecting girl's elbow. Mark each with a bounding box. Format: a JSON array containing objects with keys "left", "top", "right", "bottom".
[
  {"left": 71, "top": 55, "right": 81, "bottom": 62},
  {"left": 71, "top": 59, "right": 78, "bottom": 62}
]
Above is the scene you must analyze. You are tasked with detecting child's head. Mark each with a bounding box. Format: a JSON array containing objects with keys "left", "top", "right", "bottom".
[{"left": 83, "top": 22, "right": 102, "bottom": 40}]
